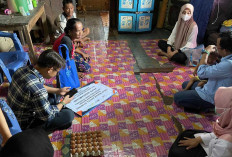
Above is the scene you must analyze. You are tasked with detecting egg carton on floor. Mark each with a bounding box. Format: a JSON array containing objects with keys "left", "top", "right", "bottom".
[{"left": 62, "top": 131, "right": 104, "bottom": 157}]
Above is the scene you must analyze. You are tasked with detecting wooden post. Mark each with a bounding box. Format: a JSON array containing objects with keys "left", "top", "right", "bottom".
[
  {"left": 23, "top": 25, "right": 37, "bottom": 64},
  {"left": 156, "top": 0, "right": 169, "bottom": 28}
]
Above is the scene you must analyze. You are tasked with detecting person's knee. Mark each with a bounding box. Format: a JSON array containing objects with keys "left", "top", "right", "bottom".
[
  {"left": 168, "top": 146, "right": 179, "bottom": 157},
  {"left": 171, "top": 52, "right": 187, "bottom": 65},
  {"left": 62, "top": 109, "right": 75, "bottom": 123},
  {"left": 158, "top": 40, "right": 164, "bottom": 48},
  {"left": 174, "top": 91, "right": 187, "bottom": 107},
  {"left": 174, "top": 92, "right": 181, "bottom": 105},
  {"left": 182, "top": 81, "right": 189, "bottom": 89}
]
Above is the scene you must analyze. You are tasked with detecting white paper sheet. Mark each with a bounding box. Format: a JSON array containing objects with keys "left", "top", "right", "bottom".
[{"left": 66, "top": 82, "right": 116, "bottom": 114}]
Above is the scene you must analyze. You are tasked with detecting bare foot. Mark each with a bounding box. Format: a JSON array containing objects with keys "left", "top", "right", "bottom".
[{"left": 78, "top": 72, "right": 85, "bottom": 79}]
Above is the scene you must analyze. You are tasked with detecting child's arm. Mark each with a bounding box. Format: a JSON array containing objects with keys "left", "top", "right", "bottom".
[
  {"left": 193, "top": 63, "right": 200, "bottom": 76},
  {"left": 197, "top": 81, "right": 207, "bottom": 88},
  {"left": 183, "top": 76, "right": 199, "bottom": 90}
]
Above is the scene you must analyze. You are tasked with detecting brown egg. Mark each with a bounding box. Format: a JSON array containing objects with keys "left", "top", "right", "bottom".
[
  {"left": 76, "top": 140, "right": 81, "bottom": 144},
  {"left": 76, "top": 132, "right": 80, "bottom": 136},
  {"left": 77, "top": 148, "right": 81, "bottom": 153},
  {"left": 92, "top": 139, "right": 97, "bottom": 142},
  {"left": 93, "top": 142, "right": 98, "bottom": 146},
  {"left": 76, "top": 144, "right": 81, "bottom": 148},
  {"left": 71, "top": 136, "right": 75, "bottom": 140},
  {"left": 97, "top": 137, "right": 102, "bottom": 141},
  {"left": 99, "top": 146, "right": 103, "bottom": 151},
  {"left": 82, "top": 148, "right": 87, "bottom": 153},
  {"left": 92, "top": 134, "right": 97, "bottom": 138},
  {"left": 71, "top": 144, "right": 75, "bottom": 149},
  {"left": 87, "top": 143, "right": 92, "bottom": 147},
  {"left": 87, "top": 139, "right": 92, "bottom": 143},
  {"left": 86, "top": 131, "right": 91, "bottom": 135},
  {"left": 87, "top": 135, "right": 91, "bottom": 139},
  {"left": 76, "top": 136, "right": 81, "bottom": 140},
  {"left": 82, "top": 143, "right": 87, "bottom": 147},
  {"left": 87, "top": 147, "right": 92, "bottom": 152},
  {"left": 70, "top": 140, "right": 75, "bottom": 145},
  {"left": 93, "top": 146, "right": 98, "bottom": 152},
  {"left": 99, "top": 142, "right": 103, "bottom": 146},
  {"left": 71, "top": 133, "right": 75, "bottom": 137},
  {"left": 71, "top": 149, "right": 76, "bottom": 154}
]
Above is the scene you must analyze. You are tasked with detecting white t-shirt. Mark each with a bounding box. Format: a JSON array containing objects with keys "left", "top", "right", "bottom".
[
  {"left": 167, "top": 22, "right": 198, "bottom": 51},
  {"left": 54, "top": 12, "right": 77, "bottom": 38}
]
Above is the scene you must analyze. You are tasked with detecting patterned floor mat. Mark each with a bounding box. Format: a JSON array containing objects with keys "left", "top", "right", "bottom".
[{"left": 0, "top": 40, "right": 217, "bottom": 157}]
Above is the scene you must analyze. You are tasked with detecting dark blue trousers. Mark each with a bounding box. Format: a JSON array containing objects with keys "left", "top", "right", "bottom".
[{"left": 174, "top": 81, "right": 214, "bottom": 113}]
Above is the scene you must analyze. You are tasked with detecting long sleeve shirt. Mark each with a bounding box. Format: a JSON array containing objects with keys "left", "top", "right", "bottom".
[
  {"left": 167, "top": 22, "right": 198, "bottom": 51},
  {"left": 194, "top": 132, "right": 232, "bottom": 157},
  {"left": 7, "top": 65, "right": 59, "bottom": 130},
  {"left": 196, "top": 54, "right": 232, "bottom": 104}
]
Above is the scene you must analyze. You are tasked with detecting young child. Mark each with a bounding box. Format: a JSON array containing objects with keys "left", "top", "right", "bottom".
[
  {"left": 54, "top": 0, "right": 90, "bottom": 44},
  {"left": 183, "top": 52, "right": 221, "bottom": 90}
]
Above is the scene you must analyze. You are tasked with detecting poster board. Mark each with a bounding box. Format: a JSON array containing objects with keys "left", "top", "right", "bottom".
[{"left": 66, "top": 81, "right": 117, "bottom": 116}]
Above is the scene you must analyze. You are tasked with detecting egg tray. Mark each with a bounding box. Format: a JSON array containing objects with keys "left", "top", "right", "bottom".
[{"left": 69, "top": 131, "right": 104, "bottom": 157}]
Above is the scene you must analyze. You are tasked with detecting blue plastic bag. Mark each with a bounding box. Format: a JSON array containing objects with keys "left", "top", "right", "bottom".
[
  {"left": 0, "top": 99, "right": 22, "bottom": 145},
  {"left": 58, "top": 44, "right": 80, "bottom": 89},
  {"left": 183, "top": 44, "right": 204, "bottom": 67}
]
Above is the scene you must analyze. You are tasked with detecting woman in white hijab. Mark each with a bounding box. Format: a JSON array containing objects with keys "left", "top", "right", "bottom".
[
  {"left": 157, "top": 3, "right": 198, "bottom": 65},
  {"left": 168, "top": 86, "right": 232, "bottom": 157}
]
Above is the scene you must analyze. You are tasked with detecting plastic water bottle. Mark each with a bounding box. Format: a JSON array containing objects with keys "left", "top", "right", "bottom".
[
  {"left": 19, "top": 6, "right": 27, "bottom": 16},
  {"left": 27, "top": 0, "right": 33, "bottom": 10},
  {"left": 7, "top": 0, "right": 18, "bottom": 12},
  {"left": 15, "top": 0, "right": 30, "bottom": 15},
  {"left": 32, "top": 0, "right": 37, "bottom": 7}
]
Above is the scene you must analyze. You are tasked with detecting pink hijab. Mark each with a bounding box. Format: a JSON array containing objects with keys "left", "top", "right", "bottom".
[
  {"left": 213, "top": 87, "right": 232, "bottom": 142},
  {"left": 174, "top": 3, "right": 197, "bottom": 50}
]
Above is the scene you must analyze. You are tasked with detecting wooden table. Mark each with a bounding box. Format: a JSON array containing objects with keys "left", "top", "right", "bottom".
[{"left": 0, "top": 1, "right": 49, "bottom": 63}]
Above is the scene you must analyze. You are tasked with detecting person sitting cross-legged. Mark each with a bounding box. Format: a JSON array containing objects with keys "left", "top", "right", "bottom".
[
  {"left": 169, "top": 86, "right": 232, "bottom": 157},
  {"left": 7, "top": 49, "right": 75, "bottom": 132},
  {"left": 174, "top": 31, "right": 232, "bottom": 113}
]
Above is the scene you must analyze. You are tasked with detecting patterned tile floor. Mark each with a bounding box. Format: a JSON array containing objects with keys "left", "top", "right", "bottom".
[{"left": 0, "top": 40, "right": 217, "bottom": 157}]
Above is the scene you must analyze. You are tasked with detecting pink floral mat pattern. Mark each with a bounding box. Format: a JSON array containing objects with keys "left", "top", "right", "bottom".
[{"left": 0, "top": 40, "right": 217, "bottom": 157}]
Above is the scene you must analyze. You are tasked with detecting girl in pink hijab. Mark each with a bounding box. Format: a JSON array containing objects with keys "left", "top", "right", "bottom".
[
  {"left": 168, "top": 86, "right": 232, "bottom": 157},
  {"left": 158, "top": 3, "right": 198, "bottom": 65}
]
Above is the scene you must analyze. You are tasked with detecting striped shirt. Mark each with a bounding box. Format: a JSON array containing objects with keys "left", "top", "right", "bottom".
[{"left": 7, "top": 65, "right": 59, "bottom": 130}]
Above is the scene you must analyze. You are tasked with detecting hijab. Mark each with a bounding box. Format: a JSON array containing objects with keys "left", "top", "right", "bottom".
[
  {"left": 174, "top": 3, "right": 197, "bottom": 50},
  {"left": 213, "top": 87, "right": 232, "bottom": 142}
]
